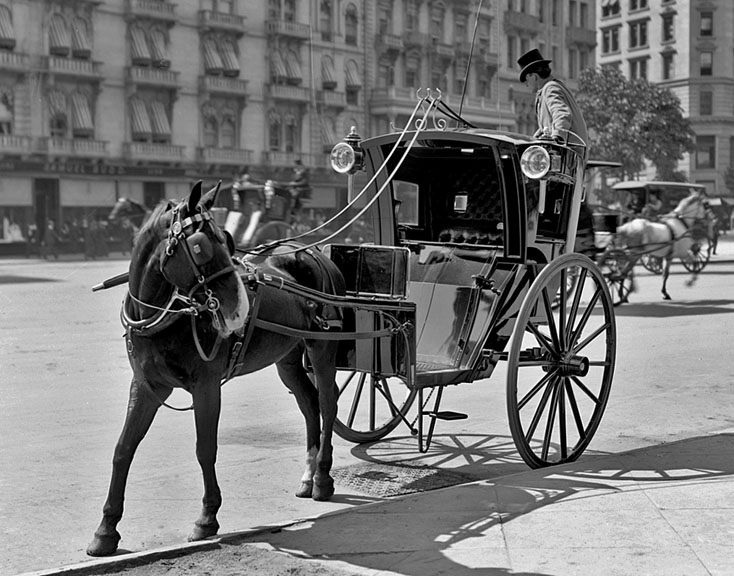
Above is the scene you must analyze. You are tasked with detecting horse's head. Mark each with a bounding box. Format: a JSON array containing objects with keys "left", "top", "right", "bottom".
[
  {"left": 672, "top": 190, "right": 710, "bottom": 223},
  {"left": 131, "top": 182, "right": 248, "bottom": 338}
]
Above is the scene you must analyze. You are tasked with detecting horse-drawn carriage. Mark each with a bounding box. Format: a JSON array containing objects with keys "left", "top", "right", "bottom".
[
  {"left": 88, "top": 92, "right": 617, "bottom": 556},
  {"left": 589, "top": 181, "right": 716, "bottom": 304}
]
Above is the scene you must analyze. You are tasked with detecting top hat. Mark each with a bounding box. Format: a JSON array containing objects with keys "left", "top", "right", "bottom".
[{"left": 517, "top": 48, "right": 552, "bottom": 82}]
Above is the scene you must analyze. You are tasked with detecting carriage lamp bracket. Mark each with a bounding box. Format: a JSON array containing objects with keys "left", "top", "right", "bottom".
[
  {"left": 472, "top": 274, "right": 499, "bottom": 294},
  {"left": 331, "top": 126, "right": 365, "bottom": 175}
]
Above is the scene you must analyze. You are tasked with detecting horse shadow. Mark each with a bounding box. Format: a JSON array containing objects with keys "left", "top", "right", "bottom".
[
  {"left": 224, "top": 433, "right": 734, "bottom": 576},
  {"left": 613, "top": 298, "right": 734, "bottom": 318}
]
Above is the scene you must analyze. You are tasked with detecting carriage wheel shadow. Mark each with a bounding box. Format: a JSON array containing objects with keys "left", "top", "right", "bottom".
[{"left": 228, "top": 433, "right": 734, "bottom": 576}]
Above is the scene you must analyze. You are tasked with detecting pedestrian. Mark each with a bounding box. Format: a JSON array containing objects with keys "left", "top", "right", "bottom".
[
  {"left": 41, "top": 219, "right": 59, "bottom": 260},
  {"left": 288, "top": 159, "right": 311, "bottom": 211},
  {"left": 517, "top": 48, "right": 589, "bottom": 159}
]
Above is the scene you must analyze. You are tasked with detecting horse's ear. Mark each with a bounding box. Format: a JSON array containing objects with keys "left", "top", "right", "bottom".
[
  {"left": 200, "top": 181, "right": 222, "bottom": 210},
  {"left": 188, "top": 181, "right": 203, "bottom": 212}
]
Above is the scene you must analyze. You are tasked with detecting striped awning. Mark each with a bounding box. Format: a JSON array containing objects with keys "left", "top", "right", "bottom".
[
  {"left": 71, "top": 93, "right": 94, "bottom": 135},
  {"left": 320, "top": 120, "right": 336, "bottom": 150},
  {"left": 0, "top": 6, "right": 16, "bottom": 50},
  {"left": 321, "top": 57, "right": 336, "bottom": 88},
  {"left": 203, "top": 38, "right": 223, "bottom": 74},
  {"left": 220, "top": 39, "right": 240, "bottom": 77},
  {"left": 149, "top": 30, "right": 170, "bottom": 69},
  {"left": 47, "top": 90, "right": 67, "bottom": 116},
  {"left": 285, "top": 51, "right": 302, "bottom": 81},
  {"left": 130, "top": 98, "right": 151, "bottom": 138},
  {"left": 49, "top": 14, "right": 70, "bottom": 56},
  {"left": 130, "top": 25, "right": 151, "bottom": 65},
  {"left": 345, "top": 61, "right": 362, "bottom": 88},
  {"left": 149, "top": 101, "right": 171, "bottom": 137},
  {"left": 71, "top": 18, "right": 91, "bottom": 58},
  {"left": 0, "top": 98, "right": 13, "bottom": 122},
  {"left": 271, "top": 51, "right": 288, "bottom": 81}
]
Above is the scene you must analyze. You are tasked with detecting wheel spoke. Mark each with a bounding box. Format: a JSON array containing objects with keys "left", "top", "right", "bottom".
[
  {"left": 346, "top": 373, "right": 367, "bottom": 428},
  {"left": 572, "top": 321, "right": 611, "bottom": 355},
  {"left": 541, "top": 286, "right": 561, "bottom": 352},
  {"left": 570, "top": 375, "right": 601, "bottom": 404},
  {"left": 337, "top": 371, "right": 357, "bottom": 396},
  {"left": 569, "top": 286, "right": 602, "bottom": 346},
  {"left": 518, "top": 368, "right": 558, "bottom": 410},
  {"left": 559, "top": 268, "right": 567, "bottom": 348},
  {"left": 566, "top": 267, "right": 588, "bottom": 344},
  {"left": 558, "top": 379, "right": 568, "bottom": 460},
  {"left": 541, "top": 382, "right": 560, "bottom": 461},
  {"left": 523, "top": 375, "right": 556, "bottom": 442},
  {"left": 564, "top": 378, "right": 586, "bottom": 438},
  {"left": 527, "top": 321, "right": 558, "bottom": 357}
]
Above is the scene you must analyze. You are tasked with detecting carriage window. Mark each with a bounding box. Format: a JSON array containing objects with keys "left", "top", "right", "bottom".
[{"left": 394, "top": 180, "right": 419, "bottom": 225}]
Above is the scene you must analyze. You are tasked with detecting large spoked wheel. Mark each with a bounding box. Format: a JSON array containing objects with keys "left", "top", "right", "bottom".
[
  {"left": 333, "top": 371, "right": 417, "bottom": 443},
  {"left": 597, "top": 248, "right": 635, "bottom": 306},
  {"left": 507, "top": 254, "right": 616, "bottom": 468},
  {"left": 681, "top": 235, "right": 712, "bottom": 273},
  {"left": 640, "top": 254, "right": 663, "bottom": 274}
]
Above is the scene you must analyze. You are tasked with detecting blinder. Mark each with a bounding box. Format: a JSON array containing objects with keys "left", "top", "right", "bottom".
[{"left": 186, "top": 230, "right": 214, "bottom": 266}]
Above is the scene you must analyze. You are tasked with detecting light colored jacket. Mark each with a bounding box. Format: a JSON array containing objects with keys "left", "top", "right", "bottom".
[{"left": 534, "top": 77, "right": 589, "bottom": 155}]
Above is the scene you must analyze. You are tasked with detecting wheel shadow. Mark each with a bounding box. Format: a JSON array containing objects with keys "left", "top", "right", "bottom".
[{"left": 230, "top": 433, "right": 734, "bottom": 576}]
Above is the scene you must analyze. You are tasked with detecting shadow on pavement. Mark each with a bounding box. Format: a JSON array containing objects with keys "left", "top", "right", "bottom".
[
  {"left": 229, "top": 433, "right": 734, "bottom": 576},
  {"left": 613, "top": 298, "right": 734, "bottom": 317}
]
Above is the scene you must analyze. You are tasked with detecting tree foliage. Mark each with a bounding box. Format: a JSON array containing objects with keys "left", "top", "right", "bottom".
[{"left": 575, "top": 67, "right": 695, "bottom": 180}]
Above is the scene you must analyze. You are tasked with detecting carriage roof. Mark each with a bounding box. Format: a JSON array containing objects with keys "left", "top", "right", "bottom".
[
  {"left": 612, "top": 181, "right": 706, "bottom": 193},
  {"left": 361, "top": 126, "right": 535, "bottom": 149}
]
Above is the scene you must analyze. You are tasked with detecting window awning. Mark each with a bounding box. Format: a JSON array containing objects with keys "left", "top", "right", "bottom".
[
  {"left": 149, "top": 30, "right": 170, "bottom": 69},
  {"left": 71, "top": 93, "right": 94, "bottom": 135},
  {"left": 0, "top": 6, "right": 16, "bottom": 50},
  {"left": 149, "top": 101, "right": 171, "bottom": 137},
  {"left": 345, "top": 61, "right": 362, "bottom": 88},
  {"left": 130, "top": 25, "right": 151, "bottom": 65},
  {"left": 0, "top": 98, "right": 12, "bottom": 123},
  {"left": 271, "top": 51, "right": 288, "bottom": 81},
  {"left": 47, "top": 90, "right": 67, "bottom": 117},
  {"left": 321, "top": 57, "right": 336, "bottom": 88},
  {"left": 203, "top": 38, "right": 223, "bottom": 74},
  {"left": 320, "top": 121, "right": 336, "bottom": 150},
  {"left": 285, "top": 52, "right": 302, "bottom": 81},
  {"left": 220, "top": 40, "right": 240, "bottom": 77},
  {"left": 130, "top": 99, "right": 151, "bottom": 137},
  {"left": 71, "top": 19, "right": 91, "bottom": 58},
  {"left": 49, "top": 15, "right": 70, "bottom": 56}
]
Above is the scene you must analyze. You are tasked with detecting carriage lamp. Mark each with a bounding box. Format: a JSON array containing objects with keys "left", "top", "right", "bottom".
[
  {"left": 330, "top": 126, "right": 364, "bottom": 175},
  {"left": 520, "top": 145, "right": 551, "bottom": 179}
]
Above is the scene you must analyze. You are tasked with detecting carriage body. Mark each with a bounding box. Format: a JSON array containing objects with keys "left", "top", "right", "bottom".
[{"left": 325, "top": 121, "right": 616, "bottom": 466}]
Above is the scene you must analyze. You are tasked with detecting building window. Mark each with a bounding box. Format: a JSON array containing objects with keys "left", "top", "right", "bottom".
[
  {"left": 700, "top": 51, "right": 713, "bottom": 76},
  {"left": 320, "top": 0, "right": 333, "bottom": 42},
  {"left": 602, "top": 27, "right": 619, "bottom": 54},
  {"left": 455, "top": 13, "right": 467, "bottom": 44},
  {"left": 601, "top": 0, "right": 620, "bottom": 18},
  {"left": 662, "top": 52, "right": 675, "bottom": 80},
  {"left": 695, "top": 135, "right": 715, "bottom": 169},
  {"left": 377, "top": 2, "right": 391, "bottom": 35},
  {"left": 404, "top": 0, "right": 417, "bottom": 32},
  {"left": 700, "top": 12, "right": 713, "bottom": 36},
  {"left": 345, "top": 3, "right": 358, "bottom": 45},
  {"left": 569, "top": 1, "right": 576, "bottom": 26},
  {"left": 378, "top": 57, "right": 394, "bottom": 87},
  {"left": 551, "top": 0, "right": 559, "bottom": 25},
  {"left": 203, "top": 117, "right": 218, "bottom": 147},
  {"left": 430, "top": 2, "right": 444, "bottom": 42},
  {"left": 49, "top": 13, "right": 71, "bottom": 56},
  {"left": 700, "top": 91, "right": 713, "bottom": 116},
  {"left": 346, "top": 88, "right": 359, "bottom": 106},
  {"left": 579, "top": 2, "right": 588, "bottom": 27},
  {"left": 629, "top": 57, "right": 647, "bottom": 80},
  {"left": 568, "top": 48, "right": 577, "bottom": 79},
  {"left": 538, "top": 1, "right": 544, "bottom": 22},
  {"left": 284, "top": 116, "right": 297, "bottom": 153},
  {"left": 220, "top": 117, "right": 235, "bottom": 148},
  {"left": 662, "top": 13, "right": 674, "bottom": 42},
  {"left": 506, "top": 35, "right": 515, "bottom": 68},
  {"left": 268, "top": 112, "right": 281, "bottom": 150},
  {"left": 629, "top": 20, "right": 648, "bottom": 48},
  {"left": 630, "top": 0, "right": 648, "bottom": 11}
]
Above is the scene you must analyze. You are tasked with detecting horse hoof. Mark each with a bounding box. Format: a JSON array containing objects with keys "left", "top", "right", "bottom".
[
  {"left": 312, "top": 480, "right": 334, "bottom": 502},
  {"left": 188, "top": 522, "right": 219, "bottom": 542},
  {"left": 86, "top": 531, "right": 121, "bottom": 557},
  {"left": 663, "top": 294, "right": 671, "bottom": 300},
  {"left": 295, "top": 481, "right": 313, "bottom": 498}
]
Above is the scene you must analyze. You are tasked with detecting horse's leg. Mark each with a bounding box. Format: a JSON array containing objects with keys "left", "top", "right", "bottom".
[
  {"left": 189, "top": 378, "right": 223, "bottom": 541},
  {"left": 87, "top": 378, "right": 168, "bottom": 556},
  {"left": 275, "top": 345, "right": 324, "bottom": 499},
  {"left": 661, "top": 258, "right": 672, "bottom": 300},
  {"left": 307, "top": 341, "right": 338, "bottom": 502}
]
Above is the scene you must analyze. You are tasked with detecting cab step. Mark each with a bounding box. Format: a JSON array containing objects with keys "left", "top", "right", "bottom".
[{"left": 425, "top": 410, "right": 468, "bottom": 421}]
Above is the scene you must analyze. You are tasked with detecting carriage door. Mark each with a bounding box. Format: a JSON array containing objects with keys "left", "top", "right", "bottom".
[
  {"left": 33, "top": 178, "right": 59, "bottom": 242},
  {"left": 143, "top": 181, "right": 165, "bottom": 208}
]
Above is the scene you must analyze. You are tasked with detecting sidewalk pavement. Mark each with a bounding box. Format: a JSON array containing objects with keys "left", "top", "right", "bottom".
[{"left": 23, "top": 432, "right": 734, "bottom": 576}]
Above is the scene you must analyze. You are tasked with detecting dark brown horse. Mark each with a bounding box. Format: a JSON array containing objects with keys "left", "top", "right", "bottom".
[{"left": 87, "top": 181, "right": 345, "bottom": 556}]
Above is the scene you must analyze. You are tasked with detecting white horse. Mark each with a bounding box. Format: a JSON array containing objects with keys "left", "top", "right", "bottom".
[{"left": 615, "top": 192, "right": 711, "bottom": 300}]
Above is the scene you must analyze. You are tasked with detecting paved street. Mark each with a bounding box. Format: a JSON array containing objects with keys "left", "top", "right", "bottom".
[{"left": 1, "top": 240, "right": 734, "bottom": 576}]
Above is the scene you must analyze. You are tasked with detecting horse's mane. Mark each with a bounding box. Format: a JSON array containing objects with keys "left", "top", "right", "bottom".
[{"left": 135, "top": 200, "right": 173, "bottom": 247}]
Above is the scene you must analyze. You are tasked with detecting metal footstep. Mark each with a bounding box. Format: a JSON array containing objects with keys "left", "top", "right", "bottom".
[{"left": 426, "top": 411, "right": 468, "bottom": 421}]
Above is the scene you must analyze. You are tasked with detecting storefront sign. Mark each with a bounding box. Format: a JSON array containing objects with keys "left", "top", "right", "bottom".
[{"left": 0, "top": 159, "right": 193, "bottom": 178}]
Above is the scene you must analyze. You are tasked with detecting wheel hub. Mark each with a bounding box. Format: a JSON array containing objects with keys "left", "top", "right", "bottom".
[{"left": 557, "top": 354, "right": 589, "bottom": 377}]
